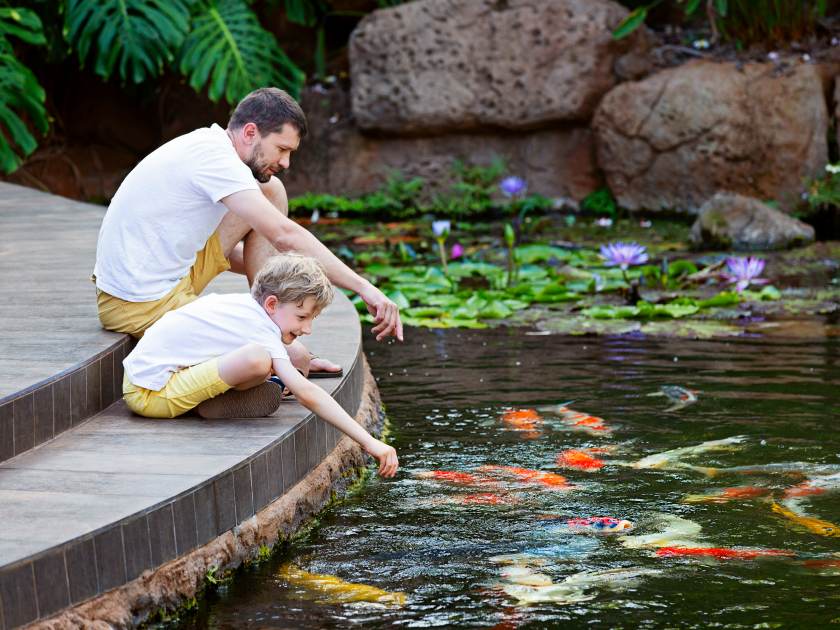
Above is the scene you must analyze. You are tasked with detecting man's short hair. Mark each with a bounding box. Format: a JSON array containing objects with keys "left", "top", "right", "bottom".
[
  {"left": 251, "top": 253, "right": 333, "bottom": 311},
  {"left": 229, "top": 87, "right": 308, "bottom": 138}
]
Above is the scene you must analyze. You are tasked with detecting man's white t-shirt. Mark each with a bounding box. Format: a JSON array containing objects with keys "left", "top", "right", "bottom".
[
  {"left": 94, "top": 124, "right": 259, "bottom": 301},
  {"left": 124, "top": 293, "right": 289, "bottom": 391}
]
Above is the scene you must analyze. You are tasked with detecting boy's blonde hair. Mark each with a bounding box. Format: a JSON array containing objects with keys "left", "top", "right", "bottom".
[{"left": 251, "top": 253, "right": 334, "bottom": 310}]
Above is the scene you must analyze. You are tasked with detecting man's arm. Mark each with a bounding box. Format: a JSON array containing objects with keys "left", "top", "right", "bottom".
[
  {"left": 223, "top": 187, "right": 403, "bottom": 341},
  {"left": 274, "top": 360, "right": 398, "bottom": 477}
]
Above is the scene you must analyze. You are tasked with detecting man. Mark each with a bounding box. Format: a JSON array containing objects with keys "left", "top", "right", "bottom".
[{"left": 93, "top": 87, "right": 402, "bottom": 375}]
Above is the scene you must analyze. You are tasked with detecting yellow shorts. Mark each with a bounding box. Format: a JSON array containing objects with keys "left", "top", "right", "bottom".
[
  {"left": 123, "top": 358, "right": 232, "bottom": 419},
  {"left": 96, "top": 232, "right": 231, "bottom": 338}
]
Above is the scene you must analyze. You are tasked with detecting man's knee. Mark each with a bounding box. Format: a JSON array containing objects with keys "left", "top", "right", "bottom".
[{"left": 259, "top": 176, "right": 289, "bottom": 217}]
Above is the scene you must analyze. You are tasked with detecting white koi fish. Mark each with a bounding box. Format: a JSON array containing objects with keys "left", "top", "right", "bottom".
[
  {"left": 501, "top": 567, "right": 662, "bottom": 605},
  {"left": 620, "top": 514, "right": 704, "bottom": 550},
  {"left": 628, "top": 436, "right": 748, "bottom": 470}
]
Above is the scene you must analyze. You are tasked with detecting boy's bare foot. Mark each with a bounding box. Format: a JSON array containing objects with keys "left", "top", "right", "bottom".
[{"left": 197, "top": 381, "right": 283, "bottom": 419}]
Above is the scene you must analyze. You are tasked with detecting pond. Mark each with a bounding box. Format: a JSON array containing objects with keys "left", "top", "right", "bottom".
[{"left": 167, "top": 328, "right": 840, "bottom": 628}]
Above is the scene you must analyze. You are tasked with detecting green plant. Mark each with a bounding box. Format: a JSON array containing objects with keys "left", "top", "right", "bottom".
[
  {"left": 0, "top": 6, "right": 48, "bottom": 173},
  {"left": 581, "top": 188, "right": 618, "bottom": 218},
  {"left": 180, "top": 0, "right": 304, "bottom": 103},
  {"left": 805, "top": 164, "right": 840, "bottom": 211},
  {"left": 614, "top": 0, "right": 827, "bottom": 46}
]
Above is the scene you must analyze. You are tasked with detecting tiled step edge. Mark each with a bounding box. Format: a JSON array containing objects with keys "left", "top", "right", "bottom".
[
  {"left": 0, "top": 336, "right": 135, "bottom": 465},
  {"left": 0, "top": 347, "right": 364, "bottom": 630}
]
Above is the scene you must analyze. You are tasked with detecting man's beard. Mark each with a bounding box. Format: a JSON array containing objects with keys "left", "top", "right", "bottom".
[{"left": 244, "top": 144, "right": 279, "bottom": 183}]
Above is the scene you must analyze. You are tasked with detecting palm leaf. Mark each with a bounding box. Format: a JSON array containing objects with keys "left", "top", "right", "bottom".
[
  {"left": 64, "top": 0, "right": 191, "bottom": 83},
  {"left": 0, "top": 7, "right": 48, "bottom": 174},
  {"left": 180, "top": 0, "right": 305, "bottom": 104}
]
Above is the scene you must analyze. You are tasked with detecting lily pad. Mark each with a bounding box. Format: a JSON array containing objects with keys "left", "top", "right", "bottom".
[{"left": 639, "top": 320, "right": 744, "bottom": 339}]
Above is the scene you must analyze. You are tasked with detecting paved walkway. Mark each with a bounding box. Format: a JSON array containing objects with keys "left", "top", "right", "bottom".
[{"left": 0, "top": 183, "right": 364, "bottom": 629}]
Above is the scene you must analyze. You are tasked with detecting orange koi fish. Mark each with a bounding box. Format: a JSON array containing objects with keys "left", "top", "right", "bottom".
[
  {"left": 416, "top": 470, "right": 494, "bottom": 487},
  {"left": 560, "top": 413, "right": 612, "bottom": 436},
  {"left": 682, "top": 486, "right": 772, "bottom": 504},
  {"left": 556, "top": 449, "right": 605, "bottom": 471},
  {"left": 501, "top": 408, "right": 543, "bottom": 440},
  {"left": 478, "top": 465, "right": 575, "bottom": 490},
  {"left": 456, "top": 493, "right": 518, "bottom": 506},
  {"left": 656, "top": 546, "right": 794, "bottom": 560}
]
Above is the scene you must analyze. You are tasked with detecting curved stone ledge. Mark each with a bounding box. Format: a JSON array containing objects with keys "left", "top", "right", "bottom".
[
  {"left": 0, "top": 182, "right": 376, "bottom": 629},
  {"left": 24, "top": 358, "right": 382, "bottom": 630}
]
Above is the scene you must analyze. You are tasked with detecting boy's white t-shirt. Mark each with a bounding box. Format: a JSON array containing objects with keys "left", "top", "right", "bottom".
[
  {"left": 94, "top": 124, "right": 260, "bottom": 301},
  {"left": 124, "top": 293, "right": 290, "bottom": 391}
]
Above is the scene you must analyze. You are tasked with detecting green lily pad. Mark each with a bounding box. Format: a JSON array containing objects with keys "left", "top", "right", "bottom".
[
  {"left": 639, "top": 320, "right": 745, "bottom": 339},
  {"left": 386, "top": 290, "right": 411, "bottom": 309},
  {"left": 514, "top": 244, "right": 572, "bottom": 264}
]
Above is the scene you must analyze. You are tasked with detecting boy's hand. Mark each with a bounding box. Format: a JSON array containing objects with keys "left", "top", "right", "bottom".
[{"left": 365, "top": 439, "right": 399, "bottom": 478}]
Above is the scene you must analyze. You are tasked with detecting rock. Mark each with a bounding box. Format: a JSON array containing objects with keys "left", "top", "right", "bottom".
[
  {"left": 349, "top": 0, "right": 648, "bottom": 134},
  {"left": 690, "top": 192, "right": 815, "bottom": 250},
  {"left": 282, "top": 83, "right": 600, "bottom": 202},
  {"left": 593, "top": 60, "right": 831, "bottom": 213}
]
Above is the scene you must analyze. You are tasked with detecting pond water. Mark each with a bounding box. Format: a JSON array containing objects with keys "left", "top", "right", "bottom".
[{"left": 170, "top": 329, "right": 840, "bottom": 629}]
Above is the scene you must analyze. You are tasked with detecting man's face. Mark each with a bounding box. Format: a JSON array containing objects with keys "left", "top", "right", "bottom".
[{"left": 244, "top": 123, "right": 301, "bottom": 183}]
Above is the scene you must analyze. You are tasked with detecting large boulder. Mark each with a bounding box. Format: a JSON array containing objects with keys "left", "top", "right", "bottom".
[
  {"left": 282, "top": 84, "right": 600, "bottom": 202},
  {"left": 593, "top": 60, "right": 831, "bottom": 213},
  {"left": 349, "top": 0, "right": 648, "bottom": 134},
  {"left": 690, "top": 192, "right": 815, "bottom": 250}
]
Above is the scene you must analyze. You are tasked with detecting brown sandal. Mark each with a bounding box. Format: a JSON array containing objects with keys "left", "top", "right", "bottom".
[{"left": 197, "top": 381, "right": 283, "bottom": 419}]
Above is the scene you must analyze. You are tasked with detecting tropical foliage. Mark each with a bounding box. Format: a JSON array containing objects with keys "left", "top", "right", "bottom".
[
  {"left": 614, "top": 0, "right": 827, "bottom": 46},
  {"left": 0, "top": 0, "right": 330, "bottom": 174}
]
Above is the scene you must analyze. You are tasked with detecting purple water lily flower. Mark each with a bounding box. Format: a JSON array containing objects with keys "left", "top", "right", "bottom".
[
  {"left": 451, "top": 243, "right": 465, "bottom": 259},
  {"left": 725, "top": 256, "right": 768, "bottom": 292},
  {"left": 500, "top": 176, "right": 527, "bottom": 198},
  {"left": 600, "top": 242, "right": 649, "bottom": 270}
]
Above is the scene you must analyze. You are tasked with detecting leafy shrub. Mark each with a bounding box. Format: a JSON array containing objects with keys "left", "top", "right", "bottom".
[
  {"left": 581, "top": 188, "right": 618, "bottom": 218},
  {"left": 614, "top": 0, "right": 828, "bottom": 46}
]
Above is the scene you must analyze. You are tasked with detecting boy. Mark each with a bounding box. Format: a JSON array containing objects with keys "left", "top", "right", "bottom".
[{"left": 122, "top": 253, "right": 398, "bottom": 477}]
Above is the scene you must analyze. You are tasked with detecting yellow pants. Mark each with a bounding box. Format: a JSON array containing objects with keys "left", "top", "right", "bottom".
[
  {"left": 123, "top": 358, "right": 231, "bottom": 419},
  {"left": 96, "top": 232, "right": 230, "bottom": 338}
]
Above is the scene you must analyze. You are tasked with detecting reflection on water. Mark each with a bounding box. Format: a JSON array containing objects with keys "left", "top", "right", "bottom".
[{"left": 168, "top": 330, "right": 840, "bottom": 629}]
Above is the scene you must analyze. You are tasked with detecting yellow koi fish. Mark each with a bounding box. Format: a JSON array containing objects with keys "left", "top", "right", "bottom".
[
  {"left": 278, "top": 564, "right": 407, "bottom": 606},
  {"left": 771, "top": 502, "right": 840, "bottom": 538}
]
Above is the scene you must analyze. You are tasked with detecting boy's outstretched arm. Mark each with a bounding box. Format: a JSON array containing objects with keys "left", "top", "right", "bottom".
[{"left": 274, "top": 359, "right": 398, "bottom": 477}]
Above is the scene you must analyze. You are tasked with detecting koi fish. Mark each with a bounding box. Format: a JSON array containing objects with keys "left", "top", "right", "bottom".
[
  {"left": 478, "top": 465, "right": 575, "bottom": 490},
  {"left": 696, "top": 462, "right": 840, "bottom": 479},
  {"left": 500, "top": 566, "right": 661, "bottom": 605},
  {"left": 802, "top": 553, "right": 840, "bottom": 571},
  {"left": 500, "top": 565, "right": 554, "bottom": 586},
  {"left": 647, "top": 385, "right": 699, "bottom": 412},
  {"left": 783, "top": 472, "right": 840, "bottom": 499},
  {"left": 415, "top": 470, "right": 494, "bottom": 487},
  {"left": 560, "top": 413, "right": 612, "bottom": 436},
  {"left": 501, "top": 408, "right": 543, "bottom": 439},
  {"left": 771, "top": 501, "right": 840, "bottom": 538},
  {"left": 682, "top": 486, "right": 772, "bottom": 504},
  {"left": 562, "top": 517, "right": 634, "bottom": 534},
  {"left": 556, "top": 449, "right": 605, "bottom": 471},
  {"left": 455, "top": 492, "right": 519, "bottom": 506},
  {"left": 656, "top": 546, "right": 795, "bottom": 560},
  {"left": 620, "top": 514, "right": 703, "bottom": 549},
  {"left": 629, "top": 436, "right": 747, "bottom": 471},
  {"left": 277, "top": 564, "right": 406, "bottom": 607}
]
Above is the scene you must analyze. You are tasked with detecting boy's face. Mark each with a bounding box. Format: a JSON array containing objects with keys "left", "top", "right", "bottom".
[{"left": 265, "top": 295, "right": 320, "bottom": 345}]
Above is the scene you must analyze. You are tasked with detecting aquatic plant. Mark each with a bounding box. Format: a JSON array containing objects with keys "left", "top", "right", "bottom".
[
  {"left": 600, "top": 242, "right": 649, "bottom": 271},
  {"left": 451, "top": 243, "right": 465, "bottom": 260},
  {"left": 432, "top": 220, "right": 451, "bottom": 272},
  {"left": 724, "top": 256, "right": 768, "bottom": 292},
  {"left": 500, "top": 176, "right": 527, "bottom": 199},
  {"left": 504, "top": 223, "right": 518, "bottom": 287}
]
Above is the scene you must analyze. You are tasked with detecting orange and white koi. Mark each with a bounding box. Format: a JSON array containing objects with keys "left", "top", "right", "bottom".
[
  {"left": 656, "top": 546, "right": 795, "bottom": 560},
  {"left": 560, "top": 413, "right": 612, "bottom": 436},
  {"left": 478, "top": 465, "right": 576, "bottom": 490},
  {"left": 556, "top": 448, "right": 606, "bottom": 471},
  {"left": 682, "top": 486, "right": 772, "bottom": 504},
  {"left": 453, "top": 492, "right": 520, "bottom": 506},
  {"left": 782, "top": 472, "right": 840, "bottom": 499}
]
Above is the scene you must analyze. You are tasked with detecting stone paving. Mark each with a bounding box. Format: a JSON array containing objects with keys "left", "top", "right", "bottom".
[{"left": 0, "top": 182, "right": 365, "bottom": 629}]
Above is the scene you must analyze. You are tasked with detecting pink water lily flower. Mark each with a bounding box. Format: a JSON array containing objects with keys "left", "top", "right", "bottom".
[
  {"left": 725, "top": 257, "right": 769, "bottom": 292},
  {"left": 451, "top": 243, "right": 465, "bottom": 259},
  {"left": 600, "top": 242, "right": 649, "bottom": 270}
]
